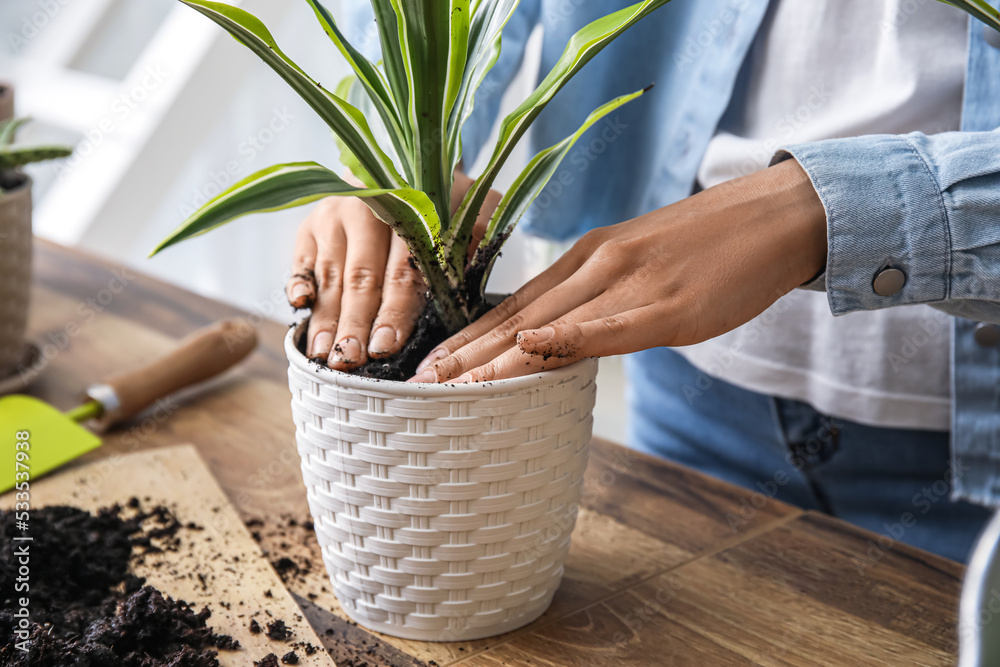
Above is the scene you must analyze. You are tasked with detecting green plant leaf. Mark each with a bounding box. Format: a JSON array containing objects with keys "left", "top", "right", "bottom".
[
  {"left": 447, "top": 0, "right": 672, "bottom": 271},
  {"left": 389, "top": 0, "right": 470, "bottom": 224},
  {"left": 370, "top": 0, "right": 410, "bottom": 124},
  {"left": 151, "top": 161, "right": 440, "bottom": 255},
  {"left": 333, "top": 75, "right": 378, "bottom": 188},
  {"left": 150, "top": 159, "right": 472, "bottom": 328},
  {"left": 937, "top": 0, "right": 1000, "bottom": 32},
  {"left": 0, "top": 145, "right": 72, "bottom": 170},
  {"left": 179, "top": 0, "right": 403, "bottom": 189},
  {"left": 0, "top": 117, "right": 29, "bottom": 146},
  {"left": 446, "top": 0, "right": 520, "bottom": 175},
  {"left": 304, "top": 0, "right": 411, "bottom": 180},
  {"left": 479, "top": 86, "right": 649, "bottom": 258}
]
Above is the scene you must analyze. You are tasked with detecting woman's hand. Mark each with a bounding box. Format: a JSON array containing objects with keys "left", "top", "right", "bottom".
[
  {"left": 409, "top": 159, "right": 828, "bottom": 383},
  {"left": 286, "top": 171, "right": 500, "bottom": 370}
]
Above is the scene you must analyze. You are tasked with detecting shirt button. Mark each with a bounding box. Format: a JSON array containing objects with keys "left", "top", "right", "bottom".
[
  {"left": 985, "top": 25, "right": 1000, "bottom": 50},
  {"left": 872, "top": 268, "right": 906, "bottom": 297},
  {"left": 974, "top": 323, "right": 1000, "bottom": 348}
]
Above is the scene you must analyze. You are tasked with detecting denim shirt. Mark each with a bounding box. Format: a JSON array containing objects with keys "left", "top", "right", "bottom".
[{"left": 345, "top": 1, "right": 1000, "bottom": 505}]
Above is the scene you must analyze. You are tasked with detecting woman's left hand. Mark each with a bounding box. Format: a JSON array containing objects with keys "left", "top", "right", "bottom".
[{"left": 408, "top": 159, "right": 828, "bottom": 383}]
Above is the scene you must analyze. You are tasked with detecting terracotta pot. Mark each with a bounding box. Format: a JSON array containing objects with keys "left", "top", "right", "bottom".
[
  {"left": 285, "top": 321, "right": 598, "bottom": 641},
  {"left": 0, "top": 176, "right": 32, "bottom": 379},
  {"left": 0, "top": 84, "right": 13, "bottom": 122}
]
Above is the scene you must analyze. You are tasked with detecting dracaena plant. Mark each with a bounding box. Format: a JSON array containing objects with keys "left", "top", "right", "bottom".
[
  {"left": 150, "top": 0, "right": 670, "bottom": 333},
  {"left": 0, "top": 118, "right": 72, "bottom": 195}
]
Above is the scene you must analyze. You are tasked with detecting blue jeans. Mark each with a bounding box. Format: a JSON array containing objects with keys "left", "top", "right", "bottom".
[{"left": 625, "top": 347, "right": 993, "bottom": 563}]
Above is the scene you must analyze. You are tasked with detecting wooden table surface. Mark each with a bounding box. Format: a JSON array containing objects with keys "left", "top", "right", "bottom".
[{"left": 20, "top": 239, "right": 964, "bottom": 666}]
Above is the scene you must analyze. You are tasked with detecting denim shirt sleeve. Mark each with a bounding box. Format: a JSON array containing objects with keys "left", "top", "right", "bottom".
[
  {"left": 772, "top": 130, "right": 1000, "bottom": 324},
  {"left": 459, "top": 0, "right": 541, "bottom": 168}
]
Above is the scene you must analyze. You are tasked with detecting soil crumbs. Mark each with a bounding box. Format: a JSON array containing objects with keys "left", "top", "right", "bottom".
[
  {"left": 248, "top": 515, "right": 427, "bottom": 667},
  {"left": 0, "top": 503, "right": 238, "bottom": 666}
]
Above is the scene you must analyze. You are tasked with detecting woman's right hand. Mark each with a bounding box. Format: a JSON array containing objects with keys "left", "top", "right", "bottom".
[{"left": 285, "top": 172, "right": 501, "bottom": 370}]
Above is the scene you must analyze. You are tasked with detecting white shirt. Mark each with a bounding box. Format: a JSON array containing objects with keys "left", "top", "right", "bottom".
[{"left": 682, "top": 0, "right": 968, "bottom": 431}]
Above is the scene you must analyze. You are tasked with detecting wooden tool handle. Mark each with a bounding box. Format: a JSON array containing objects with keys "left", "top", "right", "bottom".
[{"left": 90, "top": 319, "right": 258, "bottom": 429}]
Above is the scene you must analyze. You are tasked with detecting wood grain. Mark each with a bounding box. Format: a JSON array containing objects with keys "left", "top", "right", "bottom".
[
  {"left": 16, "top": 239, "right": 962, "bottom": 666},
  {"left": 460, "top": 513, "right": 961, "bottom": 667},
  {"left": 0, "top": 445, "right": 334, "bottom": 666}
]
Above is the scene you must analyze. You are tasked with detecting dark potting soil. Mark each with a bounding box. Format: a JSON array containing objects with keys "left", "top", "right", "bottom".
[
  {"left": 265, "top": 619, "right": 292, "bottom": 641},
  {"left": 0, "top": 170, "right": 27, "bottom": 193},
  {"left": 297, "top": 290, "right": 509, "bottom": 382},
  {"left": 298, "top": 300, "right": 449, "bottom": 381},
  {"left": 0, "top": 503, "right": 238, "bottom": 667}
]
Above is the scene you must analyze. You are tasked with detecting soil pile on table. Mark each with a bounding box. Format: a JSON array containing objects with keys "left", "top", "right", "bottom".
[{"left": 0, "top": 503, "right": 238, "bottom": 666}]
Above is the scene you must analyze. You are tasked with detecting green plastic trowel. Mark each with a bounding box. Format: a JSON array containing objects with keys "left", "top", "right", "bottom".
[{"left": 0, "top": 319, "right": 257, "bottom": 492}]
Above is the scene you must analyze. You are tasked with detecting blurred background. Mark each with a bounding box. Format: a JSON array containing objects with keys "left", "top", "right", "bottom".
[{"left": 0, "top": 0, "right": 627, "bottom": 440}]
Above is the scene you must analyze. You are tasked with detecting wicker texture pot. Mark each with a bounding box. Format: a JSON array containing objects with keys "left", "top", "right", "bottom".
[
  {"left": 0, "top": 179, "right": 32, "bottom": 379},
  {"left": 285, "top": 322, "right": 598, "bottom": 641}
]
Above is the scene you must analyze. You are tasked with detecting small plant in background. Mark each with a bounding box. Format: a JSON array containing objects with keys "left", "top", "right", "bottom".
[
  {"left": 0, "top": 118, "right": 72, "bottom": 195},
  {"left": 151, "top": 0, "right": 671, "bottom": 334}
]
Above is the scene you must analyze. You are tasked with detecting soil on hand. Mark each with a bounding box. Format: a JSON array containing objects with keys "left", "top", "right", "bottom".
[
  {"left": 299, "top": 301, "right": 449, "bottom": 381},
  {"left": 0, "top": 503, "right": 238, "bottom": 666}
]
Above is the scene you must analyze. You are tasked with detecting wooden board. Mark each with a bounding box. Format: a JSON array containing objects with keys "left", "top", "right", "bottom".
[{"left": 0, "top": 444, "right": 334, "bottom": 667}]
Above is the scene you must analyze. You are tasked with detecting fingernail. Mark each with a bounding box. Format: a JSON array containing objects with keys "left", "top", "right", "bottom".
[
  {"left": 452, "top": 373, "right": 474, "bottom": 384},
  {"left": 519, "top": 327, "right": 554, "bottom": 344},
  {"left": 416, "top": 348, "right": 448, "bottom": 373},
  {"left": 369, "top": 326, "right": 397, "bottom": 355},
  {"left": 407, "top": 368, "right": 437, "bottom": 384},
  {"left": 330, "top": 337, "right": 362, "bottom": 364},
  {"left": 291, "top": 283, "right": 311, "bottom": 300},
  {"left": 311, "top": 331, "right": 334, "bottom": 358}
]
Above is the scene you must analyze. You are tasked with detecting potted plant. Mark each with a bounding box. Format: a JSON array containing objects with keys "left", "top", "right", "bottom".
[
  {"left": 0, "top": 85, "right": 13, "bottom": 124},
  {"left": 0, "top": 117, "right": 71, "bottom": 384},
  {"left": 151, "top": 0, "right": 670, "bottom": 641}
]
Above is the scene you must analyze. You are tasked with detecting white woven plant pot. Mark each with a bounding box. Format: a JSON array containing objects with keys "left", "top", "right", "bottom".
[{"left": 285, "top": 321, "right": 598, "bottom": 641}]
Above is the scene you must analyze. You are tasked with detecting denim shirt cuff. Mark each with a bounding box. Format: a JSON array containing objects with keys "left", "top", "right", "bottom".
[{"left": 770, "top": 136, "right": 951, "bottom": 315}]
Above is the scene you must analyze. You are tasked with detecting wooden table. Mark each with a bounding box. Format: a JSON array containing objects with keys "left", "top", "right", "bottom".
[{"left": 21, "top": 239, "right": 963, "bottom": 666}]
